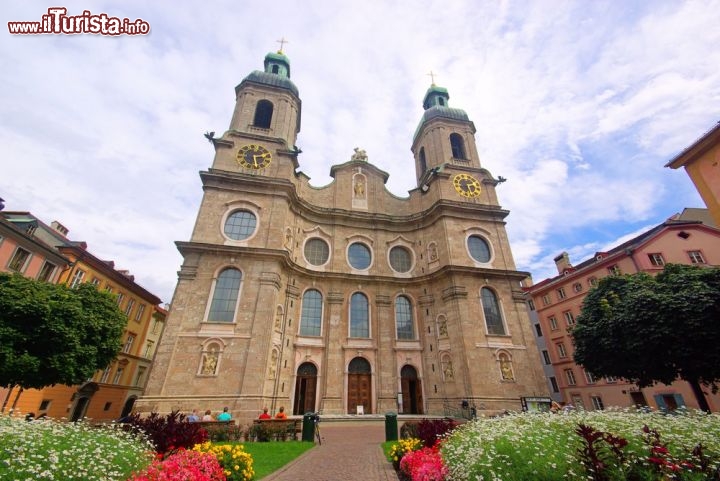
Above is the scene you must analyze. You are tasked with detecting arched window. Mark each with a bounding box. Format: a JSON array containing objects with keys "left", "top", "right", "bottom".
[
  {"left": 271, "top": 65, "right": 279, "bottom": 74},
  {"left": 395, "top": 295, "right": 414, "bottom": 340},
  {"left": 207, "top": 268, "right": 242, "bottom": 322},
  {"left": 300, "top": 289, "right": 323, "bottom": 336},
  {"left": 350, "top": 292, "right": 369, "bottom": 338},
  {"left": 481, "top": 287, "right": 506, "bottom": 335},
  {"left": 450, "top": 133, "right": 466, "bottom": 159},
  {"left": 253, "top": 100, "right": 273, "bottom": 129},
  {"left": 419, "top": 147, "right": 427, "bottom": 174},
  {"left": 348, "top": 357, "right": 371, "bottom": 374}
]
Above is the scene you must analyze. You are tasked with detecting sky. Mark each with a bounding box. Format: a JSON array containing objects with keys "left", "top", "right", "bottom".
[{"left": 1, "top": 1, "right": 719, "bottom": 304}]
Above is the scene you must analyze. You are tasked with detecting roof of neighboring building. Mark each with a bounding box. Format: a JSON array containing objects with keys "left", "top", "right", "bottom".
[
  {"left": 2, "top": 211, "right": 160, "bottom": 304},
  {"left": 58, "top": 243, "right": 161, "bottom": 304},
  {"left": 665, "top": 121, "right": 720, "bottom": 168},
  {"left": 528, "top": 216, "right": 719, "bottom": 292},
  {"left": 0, "top": 215, "right": 70, "bottom": 266}
]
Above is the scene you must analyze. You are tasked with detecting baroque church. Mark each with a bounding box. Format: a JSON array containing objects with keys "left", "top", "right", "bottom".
[{"left": 140, "top": 50, "right": 549, "bottom": 420}]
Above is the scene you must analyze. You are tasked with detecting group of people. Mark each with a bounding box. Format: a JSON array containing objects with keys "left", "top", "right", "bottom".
[
  {"left": 186, "top": 406, "right": 289, "bottom": 421},
  {"left": 258, "top": 406, "right": 287, "bottom": 419},
  {"left": 187, "top": 407, "right": 233, "bottom": 422}
]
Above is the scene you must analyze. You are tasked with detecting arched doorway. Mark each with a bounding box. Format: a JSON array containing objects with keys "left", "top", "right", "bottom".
[
  {"left": 293, "top": 362, "right": 318, "bottom": 415},
  {"left": 400, "top": 365, "right": 423, "bottom": 414},
  {"left": 120, "top": 396, "right": 137, "bottom": 419},
  {"left": 347, "top": 357, "right": 372, "bottom": 414},
  {"left": 71, "top": 397, "right": 90, "bottom": 422},
  {"left": 70, "top": 382, "right": 98, "bottom": 421}
]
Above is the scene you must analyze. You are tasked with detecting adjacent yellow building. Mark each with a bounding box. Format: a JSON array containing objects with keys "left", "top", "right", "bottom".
[
  {"left": 666, "top": 122, "right": 720, "bottom": 226},
  {"left": 0, "top": 212, "right": 164, "bottom": 421}
]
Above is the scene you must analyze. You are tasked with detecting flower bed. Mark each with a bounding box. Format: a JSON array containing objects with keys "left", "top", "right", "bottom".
[{"left": 442, "top": 409, "right": 720, "bottom": 481}]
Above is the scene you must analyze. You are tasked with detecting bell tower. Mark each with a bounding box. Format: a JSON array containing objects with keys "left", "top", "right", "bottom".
[
  {"left": 227, "top": 50, "right": 301, "bottom": 151},
  {"left": 411, "top": 82, "right": 481, "bottom": 186}
]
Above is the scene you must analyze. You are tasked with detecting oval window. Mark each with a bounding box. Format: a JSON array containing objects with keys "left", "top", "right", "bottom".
[
  {"left": 224, "top": 210, "right": 257, "bottom": 240},
  {"left": 467, "top": 235, "right": 491, "bottom": 262},
  {"left": 389, "top": 246, "right": 412, "bottom": 273},
  {"left": 304, "top": 238, "right": 330, "bottom": 266},
  {"left": 348, "top": 242, "right": 371, "bottom": 270}
]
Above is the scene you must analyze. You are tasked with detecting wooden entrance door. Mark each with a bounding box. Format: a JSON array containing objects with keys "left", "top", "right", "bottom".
[
  {"left": 293, "top": 362, "right": 317, "bottom": 415},
  {"left": 400, "top": 365, "right": 423, "bottom": 414},
  {"left": 347, "top": 357, "right": 372, "bottom": 414}
]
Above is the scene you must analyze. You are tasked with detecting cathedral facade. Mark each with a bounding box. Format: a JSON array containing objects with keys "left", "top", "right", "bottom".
[{"left": 140, "top": 51, "right": 548, "bottom": 420}]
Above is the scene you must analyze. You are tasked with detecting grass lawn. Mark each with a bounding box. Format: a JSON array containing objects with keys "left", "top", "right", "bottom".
[
  {"left": 243, "top": 441, "right": 315, "bottom": 479},
  {"left": 381, "top": 440, "right": 395, "bottom": 461}
]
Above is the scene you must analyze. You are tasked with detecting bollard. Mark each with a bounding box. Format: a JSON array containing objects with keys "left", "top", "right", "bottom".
[
  {"left": 384, "top": 412, "right": 398, "bottom": 441},
  {"left": 302, "top": 412, "right": 315, "bottom": 442}
]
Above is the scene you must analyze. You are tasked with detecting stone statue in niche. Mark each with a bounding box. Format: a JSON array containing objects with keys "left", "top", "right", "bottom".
[
  {"left": 274, "top": 306, "right": 282, "bottom": 330},
  {"left": 284, "top": 229, "right": 293, "bottom": 249},
  {"left": 428, "top": 243, "right": 438, "bottom": 262},
  {"left": 202, "top": 348, "right": 219, "bottom": 375},
  {"left": 354, "top": 177, "right": 366, "bottom": 198},
  {"left": 442, "top": 358, "right": 454, "bottom": 380},
  {"left": 351, "top": 147, "right": 368, "bottom": 162},
  {"left": 500, "top": 357, "right": 514, "bottom": 380},
  {"left": 438, "top": 317, "right": 448, "bottom": 337},
  {"left": 269, "top": 350, "right": 278, "bottom": 378}
]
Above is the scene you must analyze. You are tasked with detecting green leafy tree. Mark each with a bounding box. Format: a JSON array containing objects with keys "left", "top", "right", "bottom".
[
  {"left": 0, "top": 272, "right": 127, "bottom": 389},
  {"left": 573, "top": 264, "right": 720, "bottom": 412}
]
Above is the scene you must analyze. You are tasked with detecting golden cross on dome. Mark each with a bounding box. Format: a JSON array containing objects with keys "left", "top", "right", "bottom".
[
  {"left": 427, "top": 70, "right": 438, "bottom": 86},
  {"left": 276, "top": 37, "right": 289, "bottom": 53}
]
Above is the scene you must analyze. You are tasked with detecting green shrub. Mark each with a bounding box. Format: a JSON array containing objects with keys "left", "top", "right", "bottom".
[{"left": 204, "top": 423, "right": 245, "bottom": 442}]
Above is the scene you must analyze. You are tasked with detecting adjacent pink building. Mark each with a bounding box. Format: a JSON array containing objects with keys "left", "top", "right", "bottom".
[
  {"left": 526, "top": 214, "right": 720, "bottom": 412},
  {"left": 0, "top": 213, "right": 69, "bottom": 282}
]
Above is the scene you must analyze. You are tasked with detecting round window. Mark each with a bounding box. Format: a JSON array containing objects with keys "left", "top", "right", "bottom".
[
  {"left": 348, "top": 242, "right": 371, "bottom": 270},
  {"left": 304, "top": 238, "right": 330, "bottom": 266},
  {"left": 389, "top": 246, "right": 412, "bottom": 273},
  {"left": 467, "top": 235, "right": 491, "bottom": 262},
  {"left": 224, "top": 210, "right": 257, "bottom": 240}
]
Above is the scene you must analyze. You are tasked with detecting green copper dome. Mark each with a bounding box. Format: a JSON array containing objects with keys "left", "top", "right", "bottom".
[
  {"left": 264, "top": 51, "right": 291, "bottom": 77},
  {"left": 413, "top": 84, "right": 471, "bottom": 142},
  {"left": 422, "top": 84, "right": 450, "bottom": 110},
  {"left": 235, "top": 51, "right": 299, "bottom": 98}
]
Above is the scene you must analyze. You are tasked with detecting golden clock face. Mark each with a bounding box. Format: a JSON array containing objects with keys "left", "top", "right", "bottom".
[
  {"left": 453, "top": 174, "right": 482, "bottom": 198},
  {"left": 237, "top": 144, "right": 272, "bottom": 169}
]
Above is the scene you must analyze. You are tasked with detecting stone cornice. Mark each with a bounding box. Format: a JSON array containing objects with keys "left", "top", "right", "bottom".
[
  {"left": 199, "top": 170, "right": 510, "bottom": 230},
  {"left": 175, "top": 241, "right": 530, "bottom": 286}
]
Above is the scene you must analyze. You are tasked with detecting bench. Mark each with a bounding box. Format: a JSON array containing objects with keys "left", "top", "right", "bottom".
[
  {"left": 194, "top": 420, "right": 236, "bottom": 428},
  {"left": 193, "top": 420, "right": 243, "bottom": 441},
  {"left": 250, "top": 418, "right": 301, "bottom": 441}
]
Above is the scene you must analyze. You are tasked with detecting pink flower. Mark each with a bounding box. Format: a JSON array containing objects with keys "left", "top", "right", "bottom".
[{"left": 128, "top": 449, "right": 225, "bottom": 481}]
